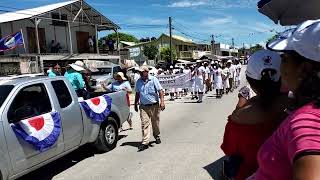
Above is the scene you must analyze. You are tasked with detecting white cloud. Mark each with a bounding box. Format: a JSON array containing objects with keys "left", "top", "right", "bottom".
[
  {"left": 200, "top": 16, "right": 233, "bottom": 26},
  {"left": 168, "top": 0, "right": 257, "bottom": 9},
  {"left": 168, "top": 0, "right": 209, "bottom": 8}
]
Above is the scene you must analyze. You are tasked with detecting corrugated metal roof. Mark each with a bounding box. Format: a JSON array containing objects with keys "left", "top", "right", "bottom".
[
  {"left": 0, "top": 0, "right": 119, "bottom": 30},
  {"left": 0, "top": 0, "right": 77, "bottom": 23}
]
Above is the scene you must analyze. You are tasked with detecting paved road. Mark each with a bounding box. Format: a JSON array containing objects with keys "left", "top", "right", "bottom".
[{"left": 20, "top": 72, "right": 246, "bottom": 180}]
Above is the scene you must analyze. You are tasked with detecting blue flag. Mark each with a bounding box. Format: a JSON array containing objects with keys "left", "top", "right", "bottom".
[{"left": 0, "top": 31, "right": 24, "bottom": 52}]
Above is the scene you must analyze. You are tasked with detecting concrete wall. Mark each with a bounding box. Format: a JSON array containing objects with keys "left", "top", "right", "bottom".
[{"left": 0, "top": 8, "right": 96, "bottom": 55}]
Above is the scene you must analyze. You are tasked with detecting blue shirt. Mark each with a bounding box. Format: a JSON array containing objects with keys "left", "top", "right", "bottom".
[
  {"left": 64, "top": 70, "right": 85, "bottom": 90},
  {"left": 135, "top": 76, "right": 163, "bottom": 105},
  {"left": 107, "top": 81, "right": 132, "bottom": 92}
]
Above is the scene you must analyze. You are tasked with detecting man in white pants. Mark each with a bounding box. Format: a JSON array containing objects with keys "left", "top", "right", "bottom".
[{"left": 195, "top": 60, "right": 205, "bottom": 103}]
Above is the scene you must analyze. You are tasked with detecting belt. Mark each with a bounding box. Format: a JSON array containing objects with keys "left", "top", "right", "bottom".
[{"left": 141, "top": 102, "right": 159, "bottom": 107}]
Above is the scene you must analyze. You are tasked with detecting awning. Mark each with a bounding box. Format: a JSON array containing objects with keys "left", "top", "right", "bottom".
[{"left": 258, "top": 0, "right": 320, "bottom": 25}]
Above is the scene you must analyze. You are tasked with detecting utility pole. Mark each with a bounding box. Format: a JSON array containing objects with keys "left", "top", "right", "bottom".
[
  {"left": 211, "top": 34, "right": 215, "bottom": 56},
  {"left": 169, "top": 17, "right": 173, "bottom": 65},
  {"left": 230, "top": 38, "right": 234, "bottom": 56}
]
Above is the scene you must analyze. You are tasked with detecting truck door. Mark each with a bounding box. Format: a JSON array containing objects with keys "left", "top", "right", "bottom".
[
  {"left": 50, "top": 80, "right": 83, "bottom": 150},
  {"left": 2, "top": 83, "right": 64, "bottom": 174}
]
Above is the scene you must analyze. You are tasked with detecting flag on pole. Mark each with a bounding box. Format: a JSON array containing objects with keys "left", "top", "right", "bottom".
[{"left": 0, "top": 31, "right": 24, "bottom": 52}]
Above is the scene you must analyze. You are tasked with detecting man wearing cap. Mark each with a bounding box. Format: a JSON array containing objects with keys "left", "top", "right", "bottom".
[
  {"left": 134, "top": 66, "right": 165, "bottom": 151},
  {"left": 65, "top": 61, "right": 87, "bottom": 98},
  {"left": 195, "top": 60, "right": 205, "bottom": 103},
  {"left": 227, "top": 60, "right": 235, "bottom": 92}
]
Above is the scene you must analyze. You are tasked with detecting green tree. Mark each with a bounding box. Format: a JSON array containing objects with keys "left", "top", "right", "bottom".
[
  {"left": 249, "top": 44, "right": 264, "bottom": 53},
  {"left": 160, "top": 47, "right": 177, "bottom": 63},
  {"left": 143, "top": 45, "right": 158, "bottom": 60},
  {"left": 103, "top": 32, "right": 139, "bottom": 42},
  {"left": 266, "top": 34, "right": 277, "bottom": 44}
]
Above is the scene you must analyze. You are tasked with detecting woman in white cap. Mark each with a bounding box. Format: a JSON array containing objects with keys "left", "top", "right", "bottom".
[
  {"left": 101, "top": 72, "right": 132, "bottom": 93},
  {"left": 222, "top": 64, "right": 231, "bottom": 94},
  {"left": 249, "top": 20, "right": 320, "bottom": 180},
  {"left": 221, "top": 50, "right": 288, "bottom": 180},
  {"left": 65, "top": 61, "right": 87, "bottom": 98}
]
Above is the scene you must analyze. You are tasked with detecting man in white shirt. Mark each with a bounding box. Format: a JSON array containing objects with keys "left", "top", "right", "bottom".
[
  {"left": 227, "top": 60, "right": 236, "bottom": 92},
  {"left": 195, "top": 61, "right": 205, "bottom": 103}
]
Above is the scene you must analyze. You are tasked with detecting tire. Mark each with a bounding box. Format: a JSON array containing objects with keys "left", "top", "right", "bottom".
[{"left": 93, "top": 116, "right": 119, "bottom": 152}]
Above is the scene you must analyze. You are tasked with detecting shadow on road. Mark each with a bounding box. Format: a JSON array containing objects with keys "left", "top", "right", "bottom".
[
  {"left": 203, "top": 156, "right": 227, "bottom": 180},
  {"left": 120, "top": 141, "right": 141, "bottom": 148},
  {"left": 18, "top": 135, "right": 129, "bottom": 180},
  {"left": 17, "top": 144, "right": 97, "bottom": 180}
]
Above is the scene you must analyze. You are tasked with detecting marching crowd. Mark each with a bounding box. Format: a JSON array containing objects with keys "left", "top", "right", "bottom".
[{"left": 137, "top": 59, "right": 243, "bottom": 103}]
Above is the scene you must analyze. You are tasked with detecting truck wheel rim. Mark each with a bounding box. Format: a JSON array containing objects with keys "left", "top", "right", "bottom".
[{"left": 105, "top": 124, "right": 116, "bottom": 144}]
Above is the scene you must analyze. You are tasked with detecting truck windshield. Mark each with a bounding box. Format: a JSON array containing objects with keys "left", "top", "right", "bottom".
[
  {"left": 0, "top": 85, "right": 14, "bottom": 108},
  {"left": 91, "top": 68, "right": 112, "bottom": 75}
]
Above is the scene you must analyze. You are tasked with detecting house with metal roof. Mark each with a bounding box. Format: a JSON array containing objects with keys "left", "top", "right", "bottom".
[
  {"left": 126, "top": 33, "right": 212, "bottom": 65},
  {"left": 0, "top": 0, "right": 120, "bottom": 75}
]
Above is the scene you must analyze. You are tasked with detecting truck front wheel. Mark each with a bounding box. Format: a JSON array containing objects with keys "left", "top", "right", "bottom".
[{"left": 94, "top": 116, "right": 119, "bottom": 152}]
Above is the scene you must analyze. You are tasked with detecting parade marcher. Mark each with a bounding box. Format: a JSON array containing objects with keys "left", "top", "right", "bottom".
[
  {"left": 204, "top": 62, "right": 211, "bottom": 93},
  {"left": 65, "top": 61, "right": 87, "bottom": 98},
  {"left": 133, "top": 67, "right": 141, "bottom": 84},
  {"left": 168, "top": 66, "right": 175, "bottom": 101},
  {"left": 228, "top": 60, "right": 236, "bottom": 92},
  {"left": 190, "top": 66, "right": 198, "bottom": 100},
  {"left": 195, "top": 61, "right": 205, "bottom": 103},
  {"left": 222, "top": 64, "right": 231, "bottom": 94},
  {"left": 213, "top": 64, "right": 223, "bottom": 98},
  {"left": 249, "top": 20, "right": 320, "bottom": 180},
  {"left": 235, "top": 60, "right": 242, "bottom": 88},
  {"left": 221, "top": 50, "right": 288, "bottom": 180},
  {"left": 134, "top": 66, "right": 165, "bottom": 152}
]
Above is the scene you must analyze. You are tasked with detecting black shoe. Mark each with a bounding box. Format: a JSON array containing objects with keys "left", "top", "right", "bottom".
[
  {"left": 138, "top": 144, "right": 149, "bottom": 151},
  {"left": 197, "top": 100, "right": 203, "bottom": 103},
  {"left": 155, "top": 138, "right": 161, "bottom": 144},
  {"left": 191, "top": 97, "right": 195, "bottom": 100}
]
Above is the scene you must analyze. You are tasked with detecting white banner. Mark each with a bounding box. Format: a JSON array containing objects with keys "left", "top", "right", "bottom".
[{"left": 157, "top": 72, "right": 191, "bottom": 89}]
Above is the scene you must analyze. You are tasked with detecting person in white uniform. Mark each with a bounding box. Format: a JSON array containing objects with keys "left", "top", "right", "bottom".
[
  {"left": 195, "top": 61, "right": 205, "bottom": 103},
  {"left": 204, "top": 62, "right": 212, "bottom": 93},
  {"left": 222, "top": 64, "right": 231, "bottom": 94},
  {"left": 227, "top": 60, "right": 236, "bottom": 92},
  {"left": 190, "top": 66, "right": 198, "bottom": 100},
  {"left": 213, "top": 64, "right": 223, "bottom": 98},
  {"left": 235, "top": 60, "right": 242, "bottom": 88}
]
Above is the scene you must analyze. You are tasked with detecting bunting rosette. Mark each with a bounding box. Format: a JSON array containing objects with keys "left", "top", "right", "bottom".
[
  {"left": 80, "top": 95, "right": 112, "bottom": 122},
  {"left": 11, "top": 111, "right": 62, "bottom": 152}
]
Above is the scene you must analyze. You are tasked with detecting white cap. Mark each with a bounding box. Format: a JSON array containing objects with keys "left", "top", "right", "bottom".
[
  {"left": 170, "top": 65, "right": 173, "bottom": 69},
  {"left": 196, "top": 60, "right": 202, "bottom": 63},
  {"left": 246, "top": 50, "right": 281, "bottom": 82},
  {"left": 227, "top": 60, "right": 232, "bottom": 63},
  {"left": 268, "top": 19, "right": 320, "bottom": 62}
]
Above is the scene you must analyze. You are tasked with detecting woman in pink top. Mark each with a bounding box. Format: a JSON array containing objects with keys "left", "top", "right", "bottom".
[{"left": 250, "top": 20, "right": 320, "bottom": 180}]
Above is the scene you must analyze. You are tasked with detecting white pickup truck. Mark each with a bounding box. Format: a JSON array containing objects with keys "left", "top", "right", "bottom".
[{"left": 0, "top": 76, "right": 131, "bottom": 180}]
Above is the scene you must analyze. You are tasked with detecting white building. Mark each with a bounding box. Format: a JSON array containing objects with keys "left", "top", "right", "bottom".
[{"left": 0, "top": 0, "right": 120, "bottom": 75}]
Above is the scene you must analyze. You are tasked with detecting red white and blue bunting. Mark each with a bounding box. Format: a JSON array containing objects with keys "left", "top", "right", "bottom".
[
  {"left": 80, "top": 95, "right": 112, "bottom": 122},
  {"left": 11, "top": 111, "right": 61, "bottom": 152}
]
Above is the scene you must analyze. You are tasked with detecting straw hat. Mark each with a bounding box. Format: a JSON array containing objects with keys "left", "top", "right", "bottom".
[
  {"left": 139, "top": 66, "right": 150, "bottom": 72},
  {"left": 116, "top": 72, "right": 127, "bottom": 80},
  {"left": 69, "top": 61, "right": 85, "bottom": 71}
]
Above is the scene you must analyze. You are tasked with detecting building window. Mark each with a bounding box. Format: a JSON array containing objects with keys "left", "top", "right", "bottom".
[{"left": 52, "top": 13, "right": 68, "bottom": 26}]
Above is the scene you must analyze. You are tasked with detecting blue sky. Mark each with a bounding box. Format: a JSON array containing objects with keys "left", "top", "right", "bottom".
[{"left": 0, "top": 0, "right": 286, "bottom": 47}]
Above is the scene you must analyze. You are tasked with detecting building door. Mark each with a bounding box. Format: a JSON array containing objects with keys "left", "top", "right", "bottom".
[
  {"left": 76, "top": 31, "right": 89, "bottom": 53},
  {"left": 27, "top": 27, "right": 46, "bottom": 53}
]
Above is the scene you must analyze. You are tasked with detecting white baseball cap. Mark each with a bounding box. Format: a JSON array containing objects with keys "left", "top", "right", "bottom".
[
  {"left": 267, "top": 19, "right": 320, "bottom": 62},
  {"left": 246, "top": 50, "right": 281, "bottom": 82}
]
